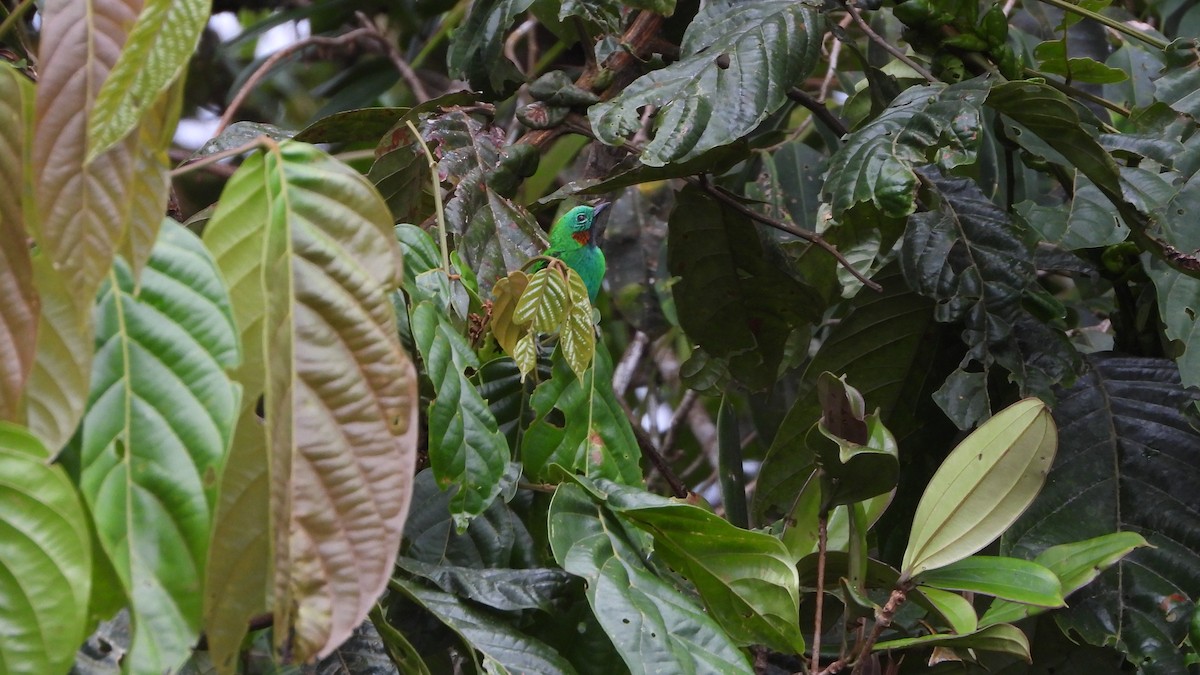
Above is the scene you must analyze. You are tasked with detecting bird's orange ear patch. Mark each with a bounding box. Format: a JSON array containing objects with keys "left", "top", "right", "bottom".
[{"left": 572, "top": 231, "right": 591, "bottom": 246}]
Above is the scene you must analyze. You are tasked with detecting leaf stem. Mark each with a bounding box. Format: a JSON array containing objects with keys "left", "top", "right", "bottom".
[
  {"left": 812, "top": 512, "right": 829, "bottom": 673},
  {"left": 1032, "top": 0, "right": 1170, "bottom": 50},
  {"left": 169, "top": 138, "right": 272, "bottom": 178},
  {"left": 406, "top": 120, "right": 451, "bottom": 276},
  {"left": 0, "top": 0, "right": 36, "bottom": 42}
]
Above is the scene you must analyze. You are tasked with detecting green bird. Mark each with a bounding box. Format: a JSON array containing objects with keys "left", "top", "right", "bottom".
[{"left": 542, "top": 202, "right": 609, "bottom": 303}]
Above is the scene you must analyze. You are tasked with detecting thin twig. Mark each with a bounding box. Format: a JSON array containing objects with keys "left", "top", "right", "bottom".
[
  {"left": 1034, "top": 0, "right": 1170, "bottom": 49},
  {"left": 354, "top": 12, "right": 431, "bottom": 102},
  {"left": 812, "top": 513, "right": 829, "bottom": 673},
  {"left": 629, "top": 420, "right": 689, "bottom": 498},
  {"left": 407, "top": 120, "right": 451, "bottom": 275},
  {"left": 819, "top": 15, "right": 854, "bottom": 103},
  {"left": 1024, "top": 67, "right": 1131, "bottom": 119},
  {"left": 170, "top": 138, "right": 272, "bottom": 178},
  {"left": 503, "top": 17, "right": 539, "bottom": 76},
  {"left": 686, "top": 177, "right": 883, "bottom": 292},
  {"left": 788, "top": 88, "right": 849, "bottom": 138},
  {"left": 613, "top": 331, "right": 648, "bottom": 397},
  {"left": 659, "top": 390, "right": 698, "bottom": 459},
  {"left": 842, "top": 2, "right": 936, "bottom": 83},
  {"left": 218, "top": 28, "right": 375, "bottom": 134},
  {"left": 168, "top": 148, "right": 238, "bottom": 178}
]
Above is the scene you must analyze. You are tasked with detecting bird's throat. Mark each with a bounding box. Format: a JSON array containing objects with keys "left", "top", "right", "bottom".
[{"left": 572, "top": 231, "right": 591, "bottom": 246}]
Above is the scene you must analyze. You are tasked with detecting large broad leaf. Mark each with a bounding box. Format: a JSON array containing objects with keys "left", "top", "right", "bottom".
[
  {"left": 754, "top": 265, "right": 950, "bottom": 522},
  {"left": 258, "top": 142, "right": 418, "bottom": 662},
  {"left": 200, "top": 150, "right": 275, "bottom": 674},
  {"left": 411, "top": 301, "right": 510, "bottom": 531},
  {"left": 902, "top": 167, "right": 1077, "bottom": 428},
  {"left": 917, "top": 556, "right": 1063, "bottom": 607},
  {"left": 0, "top": 64, "right": 36, "bottom": 423},
  {"left": 590, "top": 0, "right": 822, "bottom": 166},
  {"left": 0, "top": 423, "right": 92, "bottom": 675},
  {"left": 583, "top": 478, "right": 806, "bottom": 653},
  {"left": 423, "top": 110, "right": 545, "bottom": 295},
  {"left": 547, "top": 483, "right": 754, "bottom": 675},
  {"left": 203, "top": 141, "right": 419, "bottom": 663},
  {"left": 1002, "top": 354, "right": 1200, "bottom": 673},
  {"left": 87, "top": 0, "right": 209, "bottom": 159},
  {"left": 522, "top": 343, "right": 642, "bottom": 484},
  {"left": 1147, "top": 256, "right": 1200, "bottom": 389},
  {"left": 81, "top": 220, "right": 240, "bottom": 674},
  {"left": 395, "top": 558, "right": 575, "bottom": 613},
  {"left": 825, "top": 78, "right": 990, "bottom": 220},
  {"left": 447, "top": 0, "right": 536, "bottom": 97},
  {"left": 394, "top": 578, "right": 578, "bottom": 674},
  {"left": 667, "top": 185, "right": 823, "bottom": 390},
  {"left": 402, "top": 469, "right": 537, "bottom": 570},
  {"left": 901, "top": 398, "right": 1057, "bottom": 577},
  {"left": 25, "top": 0, "right": 142, "bottom": 452}
]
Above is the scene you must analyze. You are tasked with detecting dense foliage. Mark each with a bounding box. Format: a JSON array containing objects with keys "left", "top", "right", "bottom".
[{"left": 1, "top": 0, "right": 1199, "bottom": 673}]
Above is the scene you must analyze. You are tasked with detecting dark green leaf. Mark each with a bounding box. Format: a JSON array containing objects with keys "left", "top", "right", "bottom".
[
  {"left": 522, "top": 343, "right": 641, "bottom": 484},
  {"left": 396, "top": 578, "right": 579, "bottom": 674},
  {"left": 1033, "top": 40, "right": 1129, "bottom": 84},
  {"left": 448, "top": 0, "right": 537, "bottom": 96},
  {"left": 295, "top": 107, "right": 413, "bottom": 144},
  {"left": 826, "top": 78, "right": 991, "bottom": 220},
  {"left": 1003, "top": 353, "right": 1200, "bottom": 673},
  {"left": 540, "top": 142, "right": 755, "bottom": 203},
  {"left": 402, "top": 470, "right": 535, "bottom": 569},
  {"left": 873, "top": 623, "right": 1030, "bottom": 660},
  {"left": 547, "top": 484, "right": 754, "bottom": 674},
  {"left": 667, "top": 185, "right": 823, "bottom": 389},
  {"left": 395, "top": 558, "right": 575, "bottom": 612},
  {"left": 1146, "top": 259, "right": 1200, "bottom": 388},
  {"left": 1015, "top": 174, "right": 1129, "bottom": 250},
  {"left": 590, "top": 0, "right": 822, "bottom": 166},
  {"left": 411, "top": 302, "right": 509, "bottom": 530},
  {"left": 476, "top": 357, "right": 550, "bottom": 451},
  {"left": 1154, "top": 65, "right": 1200, "bottom": 118}
]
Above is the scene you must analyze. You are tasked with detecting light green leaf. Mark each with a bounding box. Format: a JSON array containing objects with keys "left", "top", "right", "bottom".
[
  {"left": 560, "top": 268, "right": 595, "bottom": 380},
  {"left": 873, "top": 623, "right": 1031, "bottom": 661},
  {"left": 0, "top": 63, "right": 37, "bottom": 423},
  {"left": 87, "top": 0, "right": 209, "bottom": 159},
  {"left": 917, "top": 556, "right": 1063, "bottom": 607},
  {"left": 981, "top": 532, "right": 1148, "bottom": 627},
  {"left": 917, "top": 587, "right": 978, "bottom": 635},
  {"left": 0, "top": 423, "right": 92, "bottom": 675},
  {"left": 586, "top": 478, "right": 806, "bottom": 653},
  {"left": 82, "top": 220, "right": 240, "bottom": 675},
  {"left": 515, "top": 266, "right": 570, "bottom": 333},
  {"left": 901, "top": 399, "right": 1057, "bottom": 577},
  {"left": 548, "top": 483, "right": 754, "bottom": 675},
  {"left": 411, "top": 301, "right": 509, "bottom": 531},
  {"left": 395, "top": 578, "right": 579, "bottom": 675},
  {"left": 491, "top": 271, "right": 531, "bottom": 359},
  {"left": 590, "top": 0, "right": 822, "bottom": 166},
  {"left": 1034, "top": 40, "right": 1129, "bottom": 84},
  {"left": 522, "top": 344, "right": 641, "bottom": 484},
  {"left": 513, "top": 332, "right": 538, "bottom": 380}
]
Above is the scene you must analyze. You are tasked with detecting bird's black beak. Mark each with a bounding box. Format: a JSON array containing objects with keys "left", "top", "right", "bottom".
[{"left": 592, "top": 201, "right": 611, "bottom": 245}]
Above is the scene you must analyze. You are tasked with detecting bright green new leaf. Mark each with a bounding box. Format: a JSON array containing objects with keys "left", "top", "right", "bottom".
[
  {"left": 82, "top": 220, "right": 240, "bottom": 675},
  {"left": 0, "top": 423, "right": 92, "bottom": 675},
  {"left": 560, "top": 268, "right": 596, "bottom": 380},
  {"left": 917, "top": 556, "right": 1063, "bottom": 607},
  {"left": 411, "top": 301, "right": 510, "bottom": 531},
  {"left": 0, "top": 63, "right": 36, "bottom": 424},
  {"left": 514, "top": 266, "right": 570, "bottom": 333},
  {"left": 917, "top": 587, "right": 978, "bottom": 635},
  {"left": 901, "top": 399, "right": 1057, "bottom": 577},
  {"left": 590, "top": 0, "right": 822, "bottom": 166},
  {"left": 87, "top": 0, "right": 209, "bottom": 159},
  {"left": 548, "top": 484, "right": 754, "bottom": 675},
  {"left": 583, "top": 477, "right": 806, "bottom": 653},
  {"left": 873, "top": 623, "right": 1031, "bottom": 661},
  {"left": 981, "top": 532, "right": 1147, "bottom": 627}
]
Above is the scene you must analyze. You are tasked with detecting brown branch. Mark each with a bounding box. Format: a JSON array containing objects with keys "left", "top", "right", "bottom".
[
  {"left": 686, "top": 178, "right": 883, "bottom": 293},
  {"left": 354, "top": 12, "right": 431, "bottom": 102},
  {"left": 629, "top": 417, "right": 689, "bottom": 498},
  {"left": 812, "top": 513, "right": 829, "bottom": 673},
  {"left": 842, "top": 2, "right": 936, "bottom": 83},
  {"left": 787, "top": 87, "right": 849, "bottom": 138}
]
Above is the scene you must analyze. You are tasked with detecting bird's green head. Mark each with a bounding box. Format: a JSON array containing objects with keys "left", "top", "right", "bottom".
[{"left": 551, "top": 202, "right": 609, "bottom": 250}]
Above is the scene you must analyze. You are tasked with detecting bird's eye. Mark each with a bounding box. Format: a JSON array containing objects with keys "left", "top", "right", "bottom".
[{"left": 577, "top": 213, "right": 588, "bottom": 223}]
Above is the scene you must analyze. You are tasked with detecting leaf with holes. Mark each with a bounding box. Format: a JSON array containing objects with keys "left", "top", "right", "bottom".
[
  {"left": 0, "top": 64, "right": 36, "bottom": 423},
  {"left": 81, "top": 220, "right": 240, "bottom": 674},
  {"left": 412, "top": 301, "right": 510, "bottom": 531},
  {"left": 591, "top": 0, "right": 822, "bottom": 166},
  {"left": 0, "top": 423, "right": 92, "bottom": 675}
]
